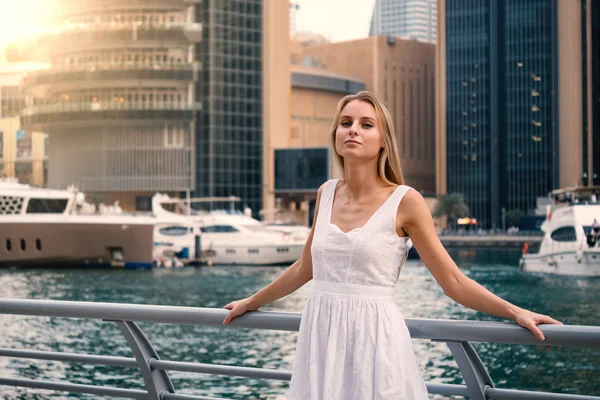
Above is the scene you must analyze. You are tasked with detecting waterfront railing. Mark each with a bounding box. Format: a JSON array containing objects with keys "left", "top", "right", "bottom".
[{"left": 0, "top": 299, "right": 599, "bottom": 400}]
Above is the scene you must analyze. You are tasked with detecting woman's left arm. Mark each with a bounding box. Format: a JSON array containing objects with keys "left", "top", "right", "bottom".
[{"left": 399, "top": 189, "right": 563, "bottom": 341}]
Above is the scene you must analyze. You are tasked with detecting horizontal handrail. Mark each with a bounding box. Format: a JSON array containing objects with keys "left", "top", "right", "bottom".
[
  {"left": 163, "top": 393, "right": 226, "bottom": 400},
  {"left": 485, "top": 388, "right": 600, "bottom": 400},
  {"left": 0, "top": 299, "right": 598, "bottom": 348},
  {"left": 150, "top": 360, "right": 292, "bottom": 381},
  {"left": 0, "top": 377, "right": 148, "bottom": 399},
  {"left": 0, "top": 347, "right": 138, "bottom": 367},
  {"left": 1, "top": 298, "right": 599, "bottom": 400}
]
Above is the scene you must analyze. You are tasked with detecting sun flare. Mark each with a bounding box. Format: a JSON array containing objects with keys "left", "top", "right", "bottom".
[{"left": 0, "top": 0, "right": 50, "bottom": 56}]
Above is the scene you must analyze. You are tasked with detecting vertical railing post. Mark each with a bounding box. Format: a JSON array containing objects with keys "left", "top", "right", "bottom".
[
  {"left": 113, "top": 320, "right": 175, "bottom": 399},
  {"left": 445, "top": 341, "right": 495, "bottom": 400}
]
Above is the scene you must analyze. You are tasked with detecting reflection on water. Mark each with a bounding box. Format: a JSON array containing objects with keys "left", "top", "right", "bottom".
[{"left": 0, "top": 250, "right": 599, "bottom": 399}]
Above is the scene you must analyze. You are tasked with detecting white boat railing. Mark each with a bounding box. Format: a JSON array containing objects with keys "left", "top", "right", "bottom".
[{"left": 0, "top": 299, "right": 599, "bottom": 400}]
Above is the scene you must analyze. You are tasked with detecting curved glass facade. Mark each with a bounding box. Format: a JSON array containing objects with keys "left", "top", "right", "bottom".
[
  {"left": 17, "top": 0, "right": 265, "bottom": 214},
  {"left": 23, "top": 65, "right": 197, "bottom": 88},
  {"left": 18, "top": 1, "right": 199, "bottom": 194}
]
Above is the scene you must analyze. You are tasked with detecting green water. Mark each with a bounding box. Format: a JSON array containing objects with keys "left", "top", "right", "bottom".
[{"left": 0, "top": 249, "right": 598, "bottom": 399}]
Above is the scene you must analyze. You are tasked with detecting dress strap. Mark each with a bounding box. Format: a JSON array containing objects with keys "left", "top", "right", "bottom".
[
  {"left": 389, "top": 185, "right": 412, "bottom": 210},
  {"left": 315, "top": 179, "right": 339, "bottom": 230},
  {"left": 382, "top": 184, "right": 413, "bottom": 226}
]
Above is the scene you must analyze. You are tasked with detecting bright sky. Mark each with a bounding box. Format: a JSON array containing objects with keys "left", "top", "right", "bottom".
[
  {"left": 294, "top": 0, "right": 376, "bottom": 42},
  {"left": 0, "top": 0, "right": 375, "bottom": 62},
  {"left": 0, "top": 0, "right": 50, "bottom": 62}
]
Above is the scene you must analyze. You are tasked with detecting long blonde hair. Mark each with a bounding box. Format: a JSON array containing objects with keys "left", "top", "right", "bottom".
[{"left": 329, "top": 91, "right": 405, "bottom": 185}]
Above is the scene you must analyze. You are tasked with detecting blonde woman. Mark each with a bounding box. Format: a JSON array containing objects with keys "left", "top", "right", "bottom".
[{"left": 223, "top": 91, "right": 562, "bottom": 399}]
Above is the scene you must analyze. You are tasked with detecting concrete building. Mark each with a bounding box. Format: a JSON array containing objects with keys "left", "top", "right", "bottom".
[
  {"left": 436, "top": 0, "right": 600, "bottom": 229},
  {"left": 262, "top": 37, "right": 364, "bottom": 225},
  {"left": 264, "top": 36, "right": 435, "bottom": 226},
  {"left": 270, "top": 51, "right": 365, "bottom": 225},
  {"left": 302, "top": 36, "right": 437, "bottom": 195},
  {"left": 6, "top": 0, "right": 288, "bottom": 215},
  {"left": 369, "top": 0, "right": 437, "bottom": 44},
  {"left": 0, "top": 63, "right": 48, "bottom": 186}
]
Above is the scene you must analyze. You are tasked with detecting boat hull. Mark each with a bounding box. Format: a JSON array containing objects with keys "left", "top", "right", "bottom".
[
  {"left": 0, "top": 222, "right": 154, "bottom": 269},
  {"left": 520, "top": 250, "right": 600, "bottom": 277},
  {"left": 205, "top": 243, "right": 304, "bottom": 265}
]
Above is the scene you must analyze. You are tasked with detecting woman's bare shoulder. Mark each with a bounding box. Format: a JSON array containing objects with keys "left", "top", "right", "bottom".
[{"left": 397, "top": 188, "right": 432, "bottom": 224}]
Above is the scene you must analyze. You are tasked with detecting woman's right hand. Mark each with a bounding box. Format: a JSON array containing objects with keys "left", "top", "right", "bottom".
[{"left": 222, "top": 297, "right": 259, "bottom": 325}]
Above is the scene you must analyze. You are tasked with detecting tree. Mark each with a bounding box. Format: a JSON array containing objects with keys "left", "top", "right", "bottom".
[
  {"left": 505, "top": 209, "right": 524, "bottom": 228},
  {"left": 433, "top": 193, "right": 470, "bottom": 228}
]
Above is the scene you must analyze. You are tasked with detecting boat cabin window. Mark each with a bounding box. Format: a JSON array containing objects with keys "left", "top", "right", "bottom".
[
  {"left": 158, "top": 226, "right": 190, "bottom": 236},
  {"left": 26, "top": 198, "right": 69, "bottom": 214},
  {"left": 550, "top": 226, "right": 577, "bottom": 242},
  {"left": 200, "top": 225, "right": 239, "bottom": 233}
]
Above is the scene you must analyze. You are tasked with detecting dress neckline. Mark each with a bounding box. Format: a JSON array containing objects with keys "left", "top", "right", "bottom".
[{"left": 328, "top": 179, "right": 403, "bottom": 235}]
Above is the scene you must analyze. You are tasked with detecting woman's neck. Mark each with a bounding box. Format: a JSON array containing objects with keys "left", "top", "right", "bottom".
[{"left": 342, "top": 162, "right": 388, "bottom": 199}]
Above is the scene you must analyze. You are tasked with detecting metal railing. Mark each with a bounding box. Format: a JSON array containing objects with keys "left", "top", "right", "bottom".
[
  {"left": 0, "top": 299, "right": 599, "bottom": 400},
  {"left": 39, "top": 22, "right": 203, "bottom": 35},
  {"left": 24, "top": 62, "right": 201, "bottom": 75},
  {"left": 21, "top": 101, "right": 203, "bottom": 116}
]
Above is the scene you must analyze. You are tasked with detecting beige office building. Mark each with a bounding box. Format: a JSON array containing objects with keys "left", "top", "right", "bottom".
[
  {"left": 0, "top": 63, "right": 48, "bottom": 186},
  {"left": 301, "top": 37, "right": 436, "bottom": 194},
  {"left": 265, "top": 35, "right": 436, "bottom": 225}
]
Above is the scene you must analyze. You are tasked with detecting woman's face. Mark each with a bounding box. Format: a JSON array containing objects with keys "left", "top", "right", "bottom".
[{"left": 335, "top": 100, "right": 384, "bottom": 162}]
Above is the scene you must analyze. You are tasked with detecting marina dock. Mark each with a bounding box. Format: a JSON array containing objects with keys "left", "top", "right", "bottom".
[{"left": 440, "top": 234, "right": 543, "bottom": 248}]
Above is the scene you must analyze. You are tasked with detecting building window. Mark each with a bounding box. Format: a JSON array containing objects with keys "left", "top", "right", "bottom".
[
  {"left": 164, "top": 125, "right": 185, "bottom": 148},
  {"left": 274, "top": 148, "right": 329, "bottom": 192}
]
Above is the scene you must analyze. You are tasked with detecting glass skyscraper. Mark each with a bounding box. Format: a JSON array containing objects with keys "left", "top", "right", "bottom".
[
  {"left": 369, "top": 0, "right": 437, "bottom": 44},
  {"left": 582, "top": 0, "right": 600, "bottom": 186},
  {"left": 193, "top": 1, "right": 263, "bottom": 216},
  {"left": 441, "top": 0, "right": 596, "bottom": 229}
]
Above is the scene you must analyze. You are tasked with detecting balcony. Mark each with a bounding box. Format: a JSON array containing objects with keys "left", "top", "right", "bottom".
[
  {"left": 52, "top": 1, "right": 189, "bottom": 21},
  {"left": 7, "top": 22, "right": 203, "bottom": 63},
  {"left": 20, "top": 101, "right": 202, "bottom": 130},
  {"left": 22, "top": 63, "right": 200, "bottom": 95}
]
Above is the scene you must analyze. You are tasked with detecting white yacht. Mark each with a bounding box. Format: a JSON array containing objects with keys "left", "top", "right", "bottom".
[
  {"left": 520, "top": 187, "right": 600, "bottom": 277},
  {"left": 260, "top": 206, "right": 311, "bottom": 242},
  {"left": 153, "top": 220, "right": 205, "bottom": 267},
  {"left": 0, "top": 178, "right": 156, "bottom": 268},
  {"left": 152, "top": 194, "right": 305, "bottom": 265}
]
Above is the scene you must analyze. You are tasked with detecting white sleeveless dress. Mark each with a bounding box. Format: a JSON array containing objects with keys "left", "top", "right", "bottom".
[{"left": 288, "top": 179, "right": 429, "bottom": 400}]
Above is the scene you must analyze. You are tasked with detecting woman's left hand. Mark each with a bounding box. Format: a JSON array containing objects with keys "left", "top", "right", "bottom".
[{"left": 514, "top": 310, "right": 563, "bottom": 342}]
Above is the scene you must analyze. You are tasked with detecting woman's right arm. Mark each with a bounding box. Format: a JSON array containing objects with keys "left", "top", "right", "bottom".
[{"left": 222, "top": 183, "right": 325, "bottom": 325}]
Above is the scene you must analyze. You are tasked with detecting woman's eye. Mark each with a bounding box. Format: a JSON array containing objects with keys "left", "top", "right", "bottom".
[
  {"left": 363, "top": 123, "right": 373, "bottom": 128},
  {"left": 341, "top": 121, "right": 351, "bottom": 127}
]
